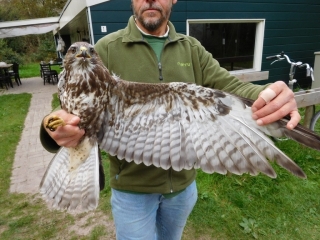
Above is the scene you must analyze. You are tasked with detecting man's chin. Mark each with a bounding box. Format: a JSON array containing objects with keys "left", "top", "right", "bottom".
[
  {"left": 142, "top": 12, "right": 161, "bottom": 21},
  {"left": 144, "top": 9, "right": 160, "bottom": 16},
  {"left": 141, "top": 18, "right": 161, "bottom": 28}
]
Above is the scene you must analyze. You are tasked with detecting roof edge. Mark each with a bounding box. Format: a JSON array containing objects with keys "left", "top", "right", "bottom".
[
  {"left": 86, "top": 0, "right": 111, "bottom": 7},
  {"left": 0, "top": 17, "right": 59, "bottom": 29}
]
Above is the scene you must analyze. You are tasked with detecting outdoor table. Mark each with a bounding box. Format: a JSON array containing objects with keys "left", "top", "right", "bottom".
[
  {"left": 0, "top": 63, "right": 13, "bottom": 70},
  {"left": 0, "top": 62, "right": 13, "bottom": 88}
]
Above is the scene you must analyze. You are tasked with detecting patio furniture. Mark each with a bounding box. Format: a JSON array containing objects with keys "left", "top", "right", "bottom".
[
  {"left": 0, "top": 69, "right": 12, "bottom": 89},
  {"left": 8, "top": 62, "right": 22, "bottom": 86},
  {"left": 0, "top": 63, "right": 14, "bottom": 89},
  {"left": 40, "top": 64, "right": 58, "bottom": 85}
]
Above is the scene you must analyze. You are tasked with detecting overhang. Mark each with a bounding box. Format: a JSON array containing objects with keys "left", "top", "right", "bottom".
[
  {"left": 0, "top": 0, "right": 110, "bottom": 38},
  {"left": 0, "top": 17, "right": 60, "bottom": 38}
]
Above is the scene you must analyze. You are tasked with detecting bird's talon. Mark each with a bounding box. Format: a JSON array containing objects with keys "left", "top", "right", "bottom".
[{"left": 45, "top": 115, "right": 66, "bottom": 132}]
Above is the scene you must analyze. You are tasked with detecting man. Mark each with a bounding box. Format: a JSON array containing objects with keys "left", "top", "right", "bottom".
[{"left": 41, "top": 0, "right": 300, "bottom": 239}]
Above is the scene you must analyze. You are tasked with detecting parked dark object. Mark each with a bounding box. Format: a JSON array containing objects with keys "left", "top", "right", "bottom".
[
  {"left": 8, "top": 62, "right": 22, "bottom": 86},
  {"left": 0, "top": 69, "right": 12, "bottom": 89},
  {"left": 40, "top": 64, "right": 58, "bottom": 85}
]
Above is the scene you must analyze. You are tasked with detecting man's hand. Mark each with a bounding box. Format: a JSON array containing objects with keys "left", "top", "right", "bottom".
[
  {"left": 251, "top": 81, "right": 301, "bottom": 130},
  {"left": 43, "top": 110, "right": 85, "bottom": 147}
]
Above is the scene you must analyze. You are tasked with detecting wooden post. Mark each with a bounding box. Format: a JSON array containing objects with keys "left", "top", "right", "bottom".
[
  {"left": 303, "top": 105, "right": 315, "bottom": 128},
  {"left": 294, "top": 89, "right": 320, "bottom": 128}
]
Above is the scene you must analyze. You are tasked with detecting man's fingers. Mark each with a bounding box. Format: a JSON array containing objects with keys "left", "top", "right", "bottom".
[
  {"left": 66, "top": 115, "right": 81, "bottom": 125},
  {"left": 287, "top": 110, "right": 301, "bottom": 130},
  {"left": 57, "top": 137, "right": 82, "bottom": 148},
  {"left": 55, "top": 128, "right": 85, "bottom": 147},
  {"left": 255, "top": 102, "right": 300, "bottom": 129},
  {"left": 251, "top": 81, "right": 300, "bottom": 129},
  {"left": 252, "top": 81, "right": 289, "bottom": 113},
  {"left": 259, "top": 88, "right": 277, "bottom": 104},
  {"left": 251, "top": 89, "right": 275, "bottom": 113},
  {"left": 256, "top": 110, "right": 300, "bottom": 130},
  {"left": 47, "top": 123, "right": 85, "bottom": 147},
  {"left": 252, "top": 95, "right": 287, "bottom": 120}
]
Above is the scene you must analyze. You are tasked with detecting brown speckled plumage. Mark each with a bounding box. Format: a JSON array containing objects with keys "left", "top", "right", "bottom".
[{"left": 40, "top": 42, "right": 320, "bottom": 213}]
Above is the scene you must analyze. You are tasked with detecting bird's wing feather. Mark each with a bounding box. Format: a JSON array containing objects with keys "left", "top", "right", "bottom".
[
  {"left": 39, "top": 142, "right": 100, "bottom": 212},
  {"left": 98, "top": 80, "right": 313, "bottom": 178}
]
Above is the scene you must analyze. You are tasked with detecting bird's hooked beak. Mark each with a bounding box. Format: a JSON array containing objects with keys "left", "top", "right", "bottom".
[{"left": 77, "top": 46, "right": 91, "bottom": 59}]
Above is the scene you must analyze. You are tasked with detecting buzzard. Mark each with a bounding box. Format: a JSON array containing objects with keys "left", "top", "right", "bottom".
[{"left": 40, "top": 42, "right": 320, "bottom": 212}]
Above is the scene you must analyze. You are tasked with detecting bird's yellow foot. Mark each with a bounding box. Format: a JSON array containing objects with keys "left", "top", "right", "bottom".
[{"left": 45, "top": 115, "right": 66, "bottom": 132}]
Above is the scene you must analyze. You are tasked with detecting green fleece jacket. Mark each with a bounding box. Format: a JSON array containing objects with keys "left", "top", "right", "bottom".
[{"left": 41, "top": 16, "right": 267, "bottom": 195}]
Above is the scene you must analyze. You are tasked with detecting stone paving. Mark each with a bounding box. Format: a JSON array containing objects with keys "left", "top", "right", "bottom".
[{"left": 1, "top": 77, "right": 57, "bottom": 193}]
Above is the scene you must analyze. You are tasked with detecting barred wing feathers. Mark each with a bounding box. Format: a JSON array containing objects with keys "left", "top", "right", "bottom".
[
  {"left": 39, "top": 42, "right": 320, "bottom": 213},
  {"left": 39, "top": 142, "right": 100, "bottom": 212},
  {"left": 99, "top": 80, "right": 310, "bottom": 179}
]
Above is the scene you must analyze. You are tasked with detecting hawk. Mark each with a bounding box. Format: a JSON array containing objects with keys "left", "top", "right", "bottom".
[{"left": 40, "top": 42, "right": 320, "bottom": 212}]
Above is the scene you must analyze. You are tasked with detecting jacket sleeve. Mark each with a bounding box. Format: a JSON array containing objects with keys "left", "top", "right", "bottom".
[
  {"left": 40, "top": 121, "right": 60, "bottom": 153},
  {"left": 39, "top": 107, "right": 61, "bottom": 153},
  {"left": 198, "top": 44, "right": 268, "bottom": 100}
]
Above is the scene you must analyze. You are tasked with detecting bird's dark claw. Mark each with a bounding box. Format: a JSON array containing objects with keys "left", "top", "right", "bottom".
[{"left": 45, "top": 115, "right": 66, "bottom": 132}]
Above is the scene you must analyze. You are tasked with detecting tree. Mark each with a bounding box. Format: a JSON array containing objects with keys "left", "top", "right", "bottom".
[
  {"left": 0, "top": 0, "right": 66, "bottom": 20},
  {"left": 0, "top": 0, "right": 68, "bottom": 63}
]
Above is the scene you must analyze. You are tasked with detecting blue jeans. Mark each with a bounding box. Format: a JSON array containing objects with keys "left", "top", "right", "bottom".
[{"left": 111, "top": 181, "right": 198, "bottom": 240}]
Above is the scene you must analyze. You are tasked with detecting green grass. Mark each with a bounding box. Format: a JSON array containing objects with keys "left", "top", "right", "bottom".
[
  {"left": 186, "top": 143, "right": 320, "bottom": 239},
  {"left": 0, "top": 93, "right": 113, "bottom": 239},
  {"left": 1, "top": 93, "right": 320, "bottom": 239},
  {"left": 19, "top": 63, "right": 63, "bottom": 78},
  {"left": 52, "top": 92, "right": 59, "bottom": 108},
  {"left": 0, "top": 94, "right": 31, "bottom": 192}
]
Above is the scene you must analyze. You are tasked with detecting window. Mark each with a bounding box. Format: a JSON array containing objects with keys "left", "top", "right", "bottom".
[{"left": 187, "top": 19, "right": 265, "bottom": 73}]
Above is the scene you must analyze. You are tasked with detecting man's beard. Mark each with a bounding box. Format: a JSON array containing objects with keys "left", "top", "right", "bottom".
[
  {"left": 137, "top": 15, "right": 165, "bottom": 32},
  {"left": 132, "top": 3, "right": 171, "bottom": 32}
]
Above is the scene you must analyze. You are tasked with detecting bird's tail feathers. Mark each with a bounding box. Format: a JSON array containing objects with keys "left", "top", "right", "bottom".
[
  {"left": 233, "top": 94, "right": 320, "bottom": 152},
  {"left": 282, "top": 120, "right": 320, "bottom": 151},
  {"left": 231, "top": 100, "right": 320, "bottom": 152},
  {"left": 39, "top": 143, "right": 100, "bottom": 212}
]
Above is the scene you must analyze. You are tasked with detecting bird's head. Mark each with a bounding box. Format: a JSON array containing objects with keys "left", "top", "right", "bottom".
[{"left": 64, "top": 42, "right": 98, "bottom": 69}]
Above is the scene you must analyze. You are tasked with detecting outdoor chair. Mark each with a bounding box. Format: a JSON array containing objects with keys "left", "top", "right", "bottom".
[
  {"left": 55, "top": 57, "right": 63, "bottom": 64},
  {"left": 0, "top": 69, "right": 12, "bottom": 89},
  {"left": 8, "top": 62, "right": 22, "bottom": 86},
  {"left": 0, "top": 77, "right": 7, "bottom": 89},
  {"left": 40, "top": 64, "right": 58, "bottom": 85}
]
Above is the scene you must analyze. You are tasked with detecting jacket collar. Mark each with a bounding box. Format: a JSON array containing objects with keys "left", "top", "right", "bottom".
[{"left": 122, "top": 16, "right": 183, "bottom": 43}]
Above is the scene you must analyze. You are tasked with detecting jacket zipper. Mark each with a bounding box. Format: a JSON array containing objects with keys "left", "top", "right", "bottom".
[
  {"left": 139, "top": 37, "right": 164, "bottom": 81},
  {"left": 115, "top": 161, "right": 126, "bottom": 180},
  {"left": 169, "top": 169, "right": 173, "bottom": 193},
  {"left": 140, "top": 35, "right": 174, "bottom": 82},
  {"left": 158, "top": 62, "right": 163, "bottom": 81}
]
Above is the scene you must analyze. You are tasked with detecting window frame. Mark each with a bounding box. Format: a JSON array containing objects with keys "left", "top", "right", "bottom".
[{"left": 186, "top": 19, "right": 266, "bottom": 75}]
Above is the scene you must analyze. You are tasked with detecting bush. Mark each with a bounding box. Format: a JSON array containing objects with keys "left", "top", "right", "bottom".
[
  {"left": 29, "top": 34, "right": 57, "bottom": 62},
  {"left": 0, "top": 33, "right": 58, "bottom": 65},
  {"left": 0, "top": 39, "right": 23, "bottom": 64}
]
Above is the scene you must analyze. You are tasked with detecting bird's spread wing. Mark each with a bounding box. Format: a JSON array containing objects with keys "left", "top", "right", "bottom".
[
  {"left": 39, "top": 42, "right": 320, "bottom": 213},
  {"left": 98, "top": 80, "right": 318, "bottom": 178}
]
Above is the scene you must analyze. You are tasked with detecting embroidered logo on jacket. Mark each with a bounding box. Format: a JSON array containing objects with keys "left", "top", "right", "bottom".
[{"left": 177, "top": 62, "right": 191, "bottom": 67}]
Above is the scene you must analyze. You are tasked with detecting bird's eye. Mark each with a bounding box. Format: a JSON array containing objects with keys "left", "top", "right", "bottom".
[
  {"left": 70, "top": 47, "right": 76, "bottom": 54},
  {"left": 90, "top": 47, "right": 95, "bottom": 54}
]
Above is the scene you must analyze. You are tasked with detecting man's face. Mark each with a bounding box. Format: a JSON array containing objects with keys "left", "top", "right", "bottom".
[{"left": 132, "top": 0, "right": 176, "bottom": 33}]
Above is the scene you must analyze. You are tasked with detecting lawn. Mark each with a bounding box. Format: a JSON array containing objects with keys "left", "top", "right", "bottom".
[
  {"left": 19, "top": 62, "right": 63, "bottom": 78},
  {"left": 0, "top": 93, "right": 114, "bottom": 239},
  {"left": 0, "top": 75, "right": 320, "bottom": 239}
]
